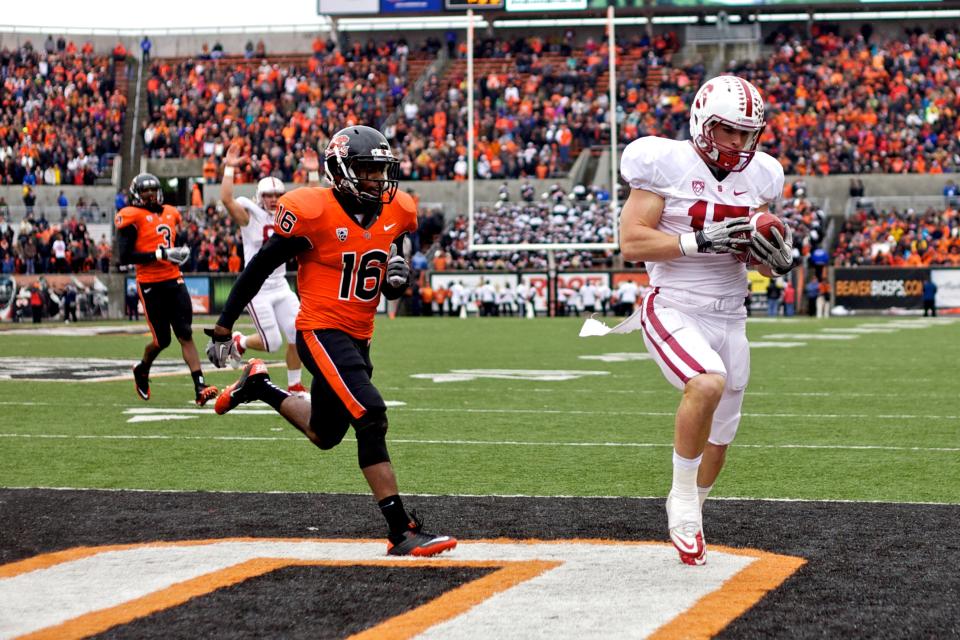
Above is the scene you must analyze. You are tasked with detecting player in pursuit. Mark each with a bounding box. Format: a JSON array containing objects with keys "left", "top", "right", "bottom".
[
  {"left": 216, "top": 142, "right": 322, "bottom": 396},
  {"left": 116, "top": 173, "right": 218, "bottom": 406},
  {"left": 618, "top": 76, "right": 794, "bottom": 565},
  {"left": 205, "top": 126, "right": 456, "bottom": 556}
]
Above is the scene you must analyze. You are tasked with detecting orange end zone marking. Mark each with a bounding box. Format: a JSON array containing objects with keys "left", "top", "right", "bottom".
[{"left": 2, "top": 537, "right": 806, "bottom": 640}]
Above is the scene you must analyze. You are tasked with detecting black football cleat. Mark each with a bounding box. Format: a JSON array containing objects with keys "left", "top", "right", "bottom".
[
  {"left": 387, "top": 512, "right": 457, "bottom": 557},
  {"left": 215, "top": 359, "right": 269, "bottom": 415},
  {"left": 133, "top": 363, "right": 150, "bottom": 401}
]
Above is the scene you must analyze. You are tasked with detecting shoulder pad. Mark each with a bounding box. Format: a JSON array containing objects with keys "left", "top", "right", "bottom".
[
  {"left": 278, "top": 187, "right": 328, "bottom": 221},
  {"left": 114, "top": 207, "right": 142, "bottom": 228}
]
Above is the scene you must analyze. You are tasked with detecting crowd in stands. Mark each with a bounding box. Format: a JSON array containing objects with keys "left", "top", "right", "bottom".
[
  {"left": 0, "top": 39, "right": 126, "bottom": 186},
  {"left": 142, "top": 36, "right": 425, "bottom": 183},
  {"left": 833, "top": 201, "right": 960, "bottom": 266},
  {"left": 0, "top": 212, "right": 111, "bottom": 275}
]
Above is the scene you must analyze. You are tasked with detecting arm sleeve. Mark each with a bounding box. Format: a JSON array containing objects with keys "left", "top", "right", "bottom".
[
  {"left": 216, "top": 233, "right": 311, "bottom": 329},
  {"left": 116, "top": 225, "right": 157, "bottom": 264}
]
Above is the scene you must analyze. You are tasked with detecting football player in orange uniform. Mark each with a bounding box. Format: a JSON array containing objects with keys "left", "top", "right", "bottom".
[
  {"left": 116, "top": 173, "right": 218, "bottom": 406},
  {"left": 205, "top": 127, "right": 456, "bottom": 557}
]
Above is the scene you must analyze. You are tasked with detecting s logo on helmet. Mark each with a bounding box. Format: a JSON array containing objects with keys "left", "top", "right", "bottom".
[
  {"left": 692, "top": 180, "right": 705, "bottom": 196},
  {"left": 325, "top": 134, "right": 350, "bottom": 159}
]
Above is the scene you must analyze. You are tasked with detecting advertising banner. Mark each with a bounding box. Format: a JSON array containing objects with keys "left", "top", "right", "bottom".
[
  {"left": 521, "top": 272, "right": 609, "bottom": 313},
  {"left": 382, "top": 0, "right": 443, "bottom": 11},
  {"left": 183, "top": 277, "right": 211, "bottom": 314},
  {"left": 931, "top": 268, "right": 960, "bottom": 309},
  {"left": 833, "top": 268, "right": 926, "bottom": 310},
  {"left": 318, "top": 0, "right": 379, "bottom": 14}
]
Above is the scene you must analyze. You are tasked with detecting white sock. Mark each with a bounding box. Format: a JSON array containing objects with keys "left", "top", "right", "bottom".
[
  {"left": 671, "top": 450, "right": 702, "bottom": 501},
  {"left": 239, "top": 335, "right": 249, "bottom": 350},
  {"left": 698, "top": 484, "right": 713, "bottom": 509},
  {"left": 287, "top": 368, "right": 301, "bottom": 388}
]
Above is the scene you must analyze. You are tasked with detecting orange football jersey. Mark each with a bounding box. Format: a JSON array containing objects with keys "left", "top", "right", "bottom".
[
  {"left": 114, "top": 205, "right": 183, "bottom": 283},
  {"left": 274, "top": 187, "right": 418, "bottom": 340}
]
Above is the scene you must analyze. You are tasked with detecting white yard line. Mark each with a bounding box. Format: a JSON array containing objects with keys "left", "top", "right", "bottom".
[{"left": 1, "top": 432, "right": 957, "bottom": 453}]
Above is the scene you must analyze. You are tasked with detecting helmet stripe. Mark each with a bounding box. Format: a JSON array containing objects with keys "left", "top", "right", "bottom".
[{"left": 736, "top": 76, "right": 753, "bottom": 118}]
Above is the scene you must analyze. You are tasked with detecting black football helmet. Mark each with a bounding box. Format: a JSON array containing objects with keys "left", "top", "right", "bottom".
[
  {"left": 130, "top": 173, "right": 163, "bottom": 212},
  {"left": 324, "top": 126, "right": 399, "bottom": 207}
]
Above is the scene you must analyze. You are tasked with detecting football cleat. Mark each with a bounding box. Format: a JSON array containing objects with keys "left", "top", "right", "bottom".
[
  {"left": 132, "top": 363, "right": 150, "bottom": 401},
  {"left": 387, "top": 512, "right": 457, "bottom": 557},
  {"left": 231, "top": 331, "right": 246, "bottom": 356},
  {"left": 287, "top": 382, "right": 309, "bottom": 398},
  {"left": 666, "top": 491, "right": 706, "bottom": 566},
  {"left": 215, "top": 358, "right": 269, "bottom": 415},
  {"left": 195, "top": 384, "right": 219, "bottom": 407}
]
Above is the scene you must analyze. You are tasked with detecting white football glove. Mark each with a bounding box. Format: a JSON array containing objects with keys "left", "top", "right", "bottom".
[
  {"left": 386, "top": 245, "right": 410, "bottom": 288},
  {"left": 750, "top": 226, "right": 794, "bottom": 276},
  {"left": 203, "top": 328, "right": 240, "bottom": 369},
  {"left": 679, "top": 217, "right": 753, "bottom": 256},
  {"left": 156, "top": 245, "right": 190, "bottom": 266}
]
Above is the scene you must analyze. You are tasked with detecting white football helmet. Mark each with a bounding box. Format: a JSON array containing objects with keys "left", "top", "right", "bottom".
[
  {"left": 255, "top": 177, "right": 285, "bottom": 209},
  {"left": 689, "top": 75, "right": 766, "bottom": 172}
]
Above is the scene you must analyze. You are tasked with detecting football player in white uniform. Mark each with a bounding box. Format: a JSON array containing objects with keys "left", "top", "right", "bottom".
[
  {"left": 217, "top": 142, "right": 322, "bottom": 396},
  {"left": 618, "top": 75, "right": 794, "bottom": 565}
]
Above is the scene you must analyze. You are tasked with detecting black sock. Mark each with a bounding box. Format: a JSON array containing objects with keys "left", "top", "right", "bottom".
[
  {"left": 259, "top": 380, "right": 289, "bottom": 411},
  {"left": 191, "top": 370, "right": 206, "bottom": 392},
  {"left": 378, "top": 495, "right": 410, "bottom": 538}
]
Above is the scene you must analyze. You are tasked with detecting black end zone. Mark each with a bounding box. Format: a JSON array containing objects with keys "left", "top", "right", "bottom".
[{"left": 2, "top": 489, "right": 958, "bottom": 638}]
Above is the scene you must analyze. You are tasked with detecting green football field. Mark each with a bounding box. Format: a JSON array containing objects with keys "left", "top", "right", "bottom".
[{"left": 1, "top": 314, "right": 957, "bottom": 504}]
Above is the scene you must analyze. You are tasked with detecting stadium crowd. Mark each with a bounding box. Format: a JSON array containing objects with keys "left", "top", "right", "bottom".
[
  {"left": 141, "top": 37, "right": 428, "bottom": 182},
  {"left": 833, "top": 202, "right": 960, "bottom": 266},
  {"left": 0, "top": 39, "right": 126, "bottom": 186}
]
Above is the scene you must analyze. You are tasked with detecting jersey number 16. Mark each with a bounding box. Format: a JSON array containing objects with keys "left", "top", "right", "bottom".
[{"left": 339, "top": 250, "right": 388, "bottom": 302}]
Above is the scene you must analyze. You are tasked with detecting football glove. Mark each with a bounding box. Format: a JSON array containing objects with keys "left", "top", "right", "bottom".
[
  {"left": 204, "top": 327, "right": 240, "bottom": 369},
  {"left": 386, "top": 245, "right": 410, "bottom": 288},
  {"left": 156, "top": 245, "right": 190, "bottom": 266},
  {"left": 679, "top": 217, "right": 752, "bottom": 256},
  {"left": 750, "top": 225, "right": 794, "bottom": 276}
]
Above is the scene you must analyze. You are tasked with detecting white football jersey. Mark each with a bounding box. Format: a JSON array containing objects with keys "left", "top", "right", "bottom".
[
  {"left": 620, "top": 137, "right": 784, "bottom": 298},
  {"left": 237, "top": 196, "right": 288, "bottom": 290}
]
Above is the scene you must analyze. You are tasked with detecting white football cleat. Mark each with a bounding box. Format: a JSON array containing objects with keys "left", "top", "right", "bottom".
[{"left": 666, "top": 491, "right": 707, "bottom": 566}]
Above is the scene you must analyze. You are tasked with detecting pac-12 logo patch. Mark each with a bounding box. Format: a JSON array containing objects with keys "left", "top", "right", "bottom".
[
  {"left": 336, "top": 227, "right": 348, "bottom": 242},
  {"left": 692, "top": 180, "right": 705, "bottom": 196}
]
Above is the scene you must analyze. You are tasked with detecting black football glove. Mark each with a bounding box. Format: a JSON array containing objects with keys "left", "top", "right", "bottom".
[
  {"left": 386, "top": 245, "right": 410, "bottom": 288},
  {"left": 204, "top": 328, "right": 240, "bottom": 369},
  {"left": 156, "top": 245, "right": 190, "bottom": 266},
  {"left": 750, "top": 226, "right": 794, "bottom": 276},
  {"left": 679, "top": 217, "right": 753, "bottom": 256}
]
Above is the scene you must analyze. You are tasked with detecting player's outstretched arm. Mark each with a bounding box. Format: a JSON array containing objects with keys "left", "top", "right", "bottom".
[
  {"left": 212, "top": 234, "right": 311, "bottom": 336},
  {"left": 117, "top": 226, "right": 159, "bottom": 264},
  {"left": 619, "top": 188, "right": 682, "bottom": 262},
  {"left": 302, "top": 148, "right": 321, "bottom": 187},
  {"left": 220, "top": 142, "right": 250, "bottom": 226}
]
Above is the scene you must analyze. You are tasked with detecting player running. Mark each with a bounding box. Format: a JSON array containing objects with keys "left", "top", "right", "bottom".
[
  {"left": 217, "top": 142, "right": 322, "bottom": 396},
  {"left": 618, "top": 75, "right": 794, "bottom": 565},
  {"left": 117, "top": 173, "right": 218, "bottom": 406},
  {"left": 205, "top": 126, "right": 456, "bottom": 557}
]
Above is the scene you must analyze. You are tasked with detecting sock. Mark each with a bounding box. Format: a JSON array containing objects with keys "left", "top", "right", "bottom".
[
  {"left": 287, "top": 368, "right": 301, "bottom": 388},
  {"left": 379, "top": 494, "right": 410, "bottom": 538},
  {"left": 259, "top": 380, "right": 290, "bottom": 411},
  {"left": 698, "top": 484, "right": 714, "bottom": 509},
  {"left": 671, "top": 450, "right": 702, "bottom": 501},
  {"left": 191, "top": 370, "right": 206, "bottom": 392},
  {"left": 239, "top": 335, "right": 249, "bottom": 350}
]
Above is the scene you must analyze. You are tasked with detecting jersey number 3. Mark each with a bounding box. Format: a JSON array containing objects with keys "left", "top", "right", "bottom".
[
  {"left": 687, "top": 201, "right": 749, "bottom": 230},
  {"left": 339, "top": 250, "right": 388, "bottom": 302}
]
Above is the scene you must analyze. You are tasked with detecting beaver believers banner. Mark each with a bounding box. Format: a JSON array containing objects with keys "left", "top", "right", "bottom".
[{"left": 833, "top": 268, "right": 927, "bottom": 310}]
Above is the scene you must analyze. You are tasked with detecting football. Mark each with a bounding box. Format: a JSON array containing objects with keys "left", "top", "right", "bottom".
[{"left": 736, "top": 211, "right": 787, "bottom": 265}]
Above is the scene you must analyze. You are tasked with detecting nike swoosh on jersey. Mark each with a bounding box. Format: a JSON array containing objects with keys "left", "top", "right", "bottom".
[
  {"left": 383, "top": 222, "right": 397, "bottom": 231},
  {"left": 734, "top": 190, "right": 748, "bottom": 196}
]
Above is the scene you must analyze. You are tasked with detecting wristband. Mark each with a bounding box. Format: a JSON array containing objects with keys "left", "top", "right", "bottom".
[
  {"left": 155, "top": 246, "right": 164, "bottom": 260},
  {"left": 224, "top": 166, "right": 235, "bottom": 178},
  {"left": 678, "top": 232, "right": 699, "bottom": 257},
  {"left": 308, "top": 170, "right": 320, "bottom": 183}
]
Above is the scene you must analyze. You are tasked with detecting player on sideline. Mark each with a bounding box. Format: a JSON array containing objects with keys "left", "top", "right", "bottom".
[
  {"left": 117, "top": 173, "right": 218, "bottom": 406},
  {"left": 216, "top": 142, "right": 321, "bottom": 396},
  {"left": 205, "top": 126, "right": 456, "bottom": 557},
  {"left": 618, "top": 75, "right": 794, "bottom": 565}
]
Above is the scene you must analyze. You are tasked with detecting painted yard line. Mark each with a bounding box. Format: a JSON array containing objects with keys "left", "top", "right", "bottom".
[
  {"left": 3, "top": 485, "right": 958, "bottom": 507},
  {"left": 115, "top": 406, "right": 960, "bottom": 420},
  {"left": 376, "top": 387, "right": 950, "bottom": 399},
  {"left": 1, "top": 432, "right": 958, "bottom": 453},
  {"left": 759, "top": 333, "right": 859, "bottom": 340}
]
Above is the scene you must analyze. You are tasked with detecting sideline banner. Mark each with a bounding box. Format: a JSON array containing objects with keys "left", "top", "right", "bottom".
[
  {"left": 931, "top": 268, "right": 960, "bottom": 309},
  {"left": 833, "top": 268, "right": 926, "bottom": 310}
]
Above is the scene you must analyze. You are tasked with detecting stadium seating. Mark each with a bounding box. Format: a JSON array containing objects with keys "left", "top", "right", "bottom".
[{"left": 834, "top": 203, "right": 960, "bottom": 266}]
